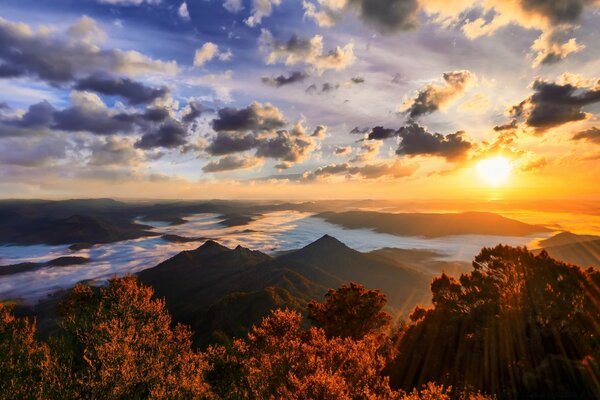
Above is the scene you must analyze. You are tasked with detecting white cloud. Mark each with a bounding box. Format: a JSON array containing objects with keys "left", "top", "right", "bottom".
[
  {"left": 245, "top": 0, "right": 282, "bottom": 27},
  {"left": 178, "top": 2, "right": 190, "bottom": 20},
  {"left": 223, "top": 0, "right": 243, "bottom": 13},
  {"left": 193, "top": 42, "right": 233, "bottom": 66}
]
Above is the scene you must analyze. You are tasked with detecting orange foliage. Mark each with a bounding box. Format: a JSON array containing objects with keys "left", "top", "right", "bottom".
[
  {"left": 56, "top": 277, "right": 212, "bottom": 399},
  {"left": 207, "top": 308, "right": 397, "bottom": 399}
]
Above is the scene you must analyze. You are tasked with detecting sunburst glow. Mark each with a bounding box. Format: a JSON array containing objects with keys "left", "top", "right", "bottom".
[{"left": 476, "top": 156, "right": 513, "bottom": 186}]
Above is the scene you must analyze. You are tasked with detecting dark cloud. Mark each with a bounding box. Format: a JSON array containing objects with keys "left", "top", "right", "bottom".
[
  {"left": 182, "top": 101, "right": 212, "bottom": 123},
  {"left": 53, "top": 105, "right": 135, "bottom": 135},
  {"left": 367, "top": 126, "right": 397, "bottom": 140},
  {"left": 0, "top": 16, "right": 176, "bottom": 85},
  {"left": 572, "top": 127, "right": 600, "bottom": 144},
  {"left": 350, "top": 127, "right": 370, "bottom": 135},
  {"left": 396, "top": 123, "right": 473, "bottom": 161},
  {"left": 135, "top": 119, "right": 188, "bottom": 149},
  {"left": 321, "top": 82, "right": 340, "bottom": 93},
  {"left": 303, "top": 160, "right": 416, "bottom": 180},
  {"left": 0, "top": 63, "right": 23, "bottom": 78},
  {"left": 206, "top": 102, "right": 324, "bottom": 167},
  {"left": 351, "top": 76, "right": 365, "bottom": 84},
  {"left": 141, "top": 107, "right": 170, "bottom": 123},
  {"left": 205, "top": 132, "right": 258, "bottom": 155},
  {"left": 347, "top": 0, "right": 419, "bottom": 33},
  {"left": 493, "top": 119, "right": 518, "bottom": 132},
  {"left": 74, "top": 74, "right": 169, "bottom": 105},
  {"left": 256, "top": 131, "right": 315, "bottom": 166},
  {"left": 202, "top": 155, "right": 261, "bottom": 172},
  {"left": 15, "top": 101, "right": 56, "bottom": 128},
  {"left": 404, "top": 70, "right": 476, "bottom": 120},
  {"left": 521, "top": 0, "right": 592, "bottom": 25},
  {"left": 261, "top": 71, "right": 308, "bottom": 87},
  {"left": 510, "top": 77, "right": 600, "bottom": 132},
  {"left": 211, "top": 102, "right": 286, "bottom": 133}
]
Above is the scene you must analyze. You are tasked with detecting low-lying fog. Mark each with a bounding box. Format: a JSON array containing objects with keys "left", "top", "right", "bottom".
[{"left": 0, "top": 211, "right": 550, "bottom": 301}]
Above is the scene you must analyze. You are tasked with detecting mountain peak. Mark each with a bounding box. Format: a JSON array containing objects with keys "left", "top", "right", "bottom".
[
  {"left": 193, "top": 240, "right": 230, "bottom": 255},
  {"left": 304, "top": 234, "right": 350, "bottom": 251}
]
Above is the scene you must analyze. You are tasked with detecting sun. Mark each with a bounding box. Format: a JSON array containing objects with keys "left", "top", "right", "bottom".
[{"left": 475, "top": 156, "right": 513, "bottom": 186}]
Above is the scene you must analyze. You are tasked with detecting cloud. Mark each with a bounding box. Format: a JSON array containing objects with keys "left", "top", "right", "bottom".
[
  {"left": 246, "top": 0, "right": 282, "bottom": 27},
  {"left": 206, "top": 132, "right": 259, "bottom": 155},
  {"left": 396, "top": 123, "right": 473, "bottom": 161},
  {"left": 366, "top": 126, "right": 397, "bottom": 140},
  {"left": 572, "top": 127, "right": 600, "bottom": 144},
  {"left": 259, "top": 30, "right": 355, "bottom": 72},
  {"left": 429, "top": 1, "right": 599, "bottom": 66},
  {"left": 303, "top": 159, "right": 417, "bottom": 180},
  {"left": 261, "top": 71, "right": 309, "bottom": 87},
  {"left": 334, "top": 146, "right": 352, "bottom": 156},
  {"left": 530, "top": 29, "right": 584, "bottom": 68},
  {"left": 0, "top": 16, "right": 177, "bottom": 85},
  {"left": 52, "top": 92, "right": 137, "bottom": 135},
  {"left": 194, "top": 42, "right": 220, "bottom": 66},
  {"left": 206, "top": 102, "right": 325, "bottom": 168},
  {"left": 255, "top": 122, "right": 320, "bottom": 168},
  {"left": 223, "top": 0, "right": 243, "bottom": 13},
  {"left": 1, "top": 91, "right": 192, "bottom": 152},
  {"left": 402, "top": 70, "right": 476, "bottom": 119},
  {"left": 510, "top": 75, "right": 600, "bottom": 132},
  {"left": 178, "top": 2, "right": 190, "bottom": 20},
  {"left": 0, "top": 135, "right": 68, "bottom": 166},
  {"left": 493, "top": 119, "right": 518, "bottom": 132},
  {"left": 211, "top": 101, "right": 286, "bottom": 133},
  {"left": 202, "top": 154, "right": 262, "bottom": 172},
  {"left": 182, "top": 101, "right": 212, "bottom": 123},
  {"left": 303, "top": 0, "right": 419, "bottom": 34},
  {"left": 351, "top": 141, "right": 381, "bottom": 162},
  {"left": 135, "top": 118, "right": 188, "bottom": 149},
  {"left": 88, "top": 136, "right": 141, "bottom": 167},
  {"left": 74, "top": 73, "right": 169, "bottom": 105}
]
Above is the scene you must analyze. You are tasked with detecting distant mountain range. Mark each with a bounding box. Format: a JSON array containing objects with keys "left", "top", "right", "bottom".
[
  {"left": 138, "top": 235, "right": 432, "bottom": 346},
  {"left": 0, "top": 199, "right": 551, "bottom": 246},
  {"left": 316, "top": 211, "right": 550, "bottom": 237},
  {"left": 537, "top": 232, "right": 600, "bottom": 268}
]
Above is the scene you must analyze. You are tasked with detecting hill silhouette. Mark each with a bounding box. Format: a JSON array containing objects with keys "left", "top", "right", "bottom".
[
  {"left": 538, "top": 232, "right": 600, "bottom": 267},
  {"left": 138, "top": 235, "right": 431, "bottom": 345},
  {"left": 317, "top": 211, "right": 549, "bottom": 237}
]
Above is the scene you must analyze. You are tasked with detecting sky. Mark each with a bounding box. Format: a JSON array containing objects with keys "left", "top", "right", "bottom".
[{"left": 0, "top": 0, "right": 599, "bottom": 201}]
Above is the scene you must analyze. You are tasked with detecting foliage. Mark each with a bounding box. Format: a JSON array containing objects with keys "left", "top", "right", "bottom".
[
  {"left": 0, "top": 303, "right": 58, "bottom": 400},
  {"left": 55, "top": 277, "right": 212, "bottom": 399},
  {"left": 308, "top": 282, "right": 392, "bottom": 340},
  {"left": 207, "top": 308, "right": 396, "bottom": 399},
  {"left": 0, "top": 245, "right": 597, "bottom": 400},
  {"left": 389, "top": 245, "right": 600, "bottom": 399}
]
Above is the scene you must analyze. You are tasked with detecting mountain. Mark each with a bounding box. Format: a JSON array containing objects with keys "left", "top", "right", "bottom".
[
  {"left": 539, "top": 231, "right": 600, "bottom": 248},
  {"left": 0, "top": 214, "right": 157, "bottom": 246},
  {"left": 0, "top": 256, "right": 89, "bottom": 276},
  {"left": 138, "top": 240, "right": 324, "bottom": 346},
  {"left": 537, "top": 232, "right": 600, "bottom": 267},
  {"left": 138, "top": 235, "right": 432, "bottom": 346},
  {"left": 277, "top": 235, "right": 431, "bottom": 313},
  {"left": 316, "top": 211, "right": 549, "bottom": 237}
]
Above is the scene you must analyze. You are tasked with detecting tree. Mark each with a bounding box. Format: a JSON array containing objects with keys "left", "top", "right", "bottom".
[
  {"left": 207, "top": 308, "right": 396, "bottom": 399},
  {"left": 308, "top": 282, "right": 392, "bottom": 340},
  {"left": 0, "top": 303, "right": 58, "bottom": 400},
  {"left": 389, "top": 245, "right": 600, "bottom": 399},
  {"left": 56, "top": 276, "right": 212, "bottom": 399}
]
